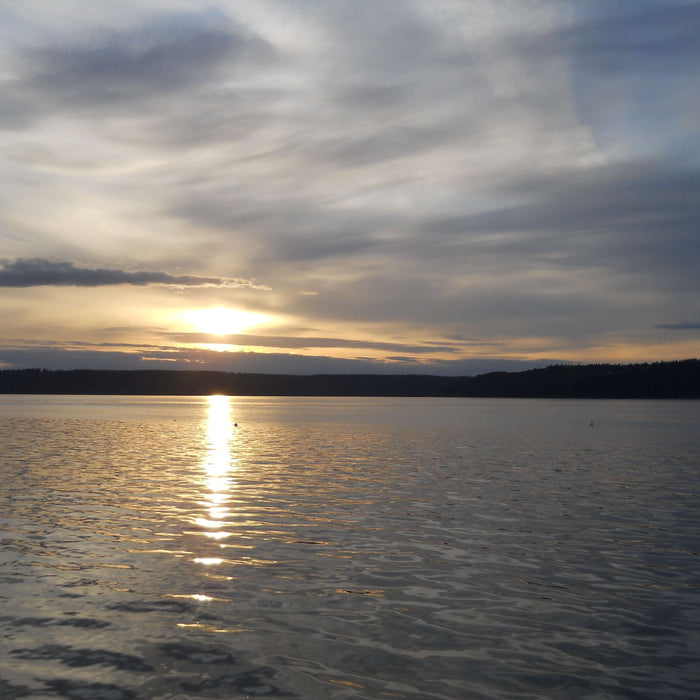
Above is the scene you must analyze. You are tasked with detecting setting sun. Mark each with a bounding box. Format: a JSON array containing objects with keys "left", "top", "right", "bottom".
[{"left": 183, "top": 307, "right": 269, "bottom": 336}]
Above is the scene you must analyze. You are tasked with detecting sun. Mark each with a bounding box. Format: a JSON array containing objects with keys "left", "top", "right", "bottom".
[{"left": 183, "top": 307, "right": 269, "bottom": 336}]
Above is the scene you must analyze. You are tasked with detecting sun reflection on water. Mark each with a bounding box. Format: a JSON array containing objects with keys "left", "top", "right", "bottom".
[
  {"left": 197, "top": 395, "right": 237, "bottom": 547},
  {"left": 204, "top": 395, "right": 235, "bottom": 478}
]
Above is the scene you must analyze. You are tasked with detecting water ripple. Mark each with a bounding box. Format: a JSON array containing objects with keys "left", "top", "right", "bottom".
[{"left": 1, "top": 396, "right": 699, "bottom": 698}]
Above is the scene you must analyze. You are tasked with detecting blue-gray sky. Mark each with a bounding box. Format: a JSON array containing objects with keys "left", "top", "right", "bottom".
[{"left": 1, "top": 0, "right": 698, "bottom": 374}]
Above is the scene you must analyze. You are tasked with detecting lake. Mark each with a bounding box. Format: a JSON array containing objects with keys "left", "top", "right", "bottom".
[{"left": 1, "top": 395, "right": 699, "bottom": 699}]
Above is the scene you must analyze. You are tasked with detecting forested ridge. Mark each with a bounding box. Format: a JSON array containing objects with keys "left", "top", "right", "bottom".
[{"left": 0, "top": 359, "right": 698, "bottom": 398}]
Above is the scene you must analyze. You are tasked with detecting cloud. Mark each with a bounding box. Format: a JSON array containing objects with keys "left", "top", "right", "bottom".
[
  {"left": 0, "top": 342, "right": 557, "bottom": 376},
  {"left": 0, "top": 258, "right": 269, "bottom": 290},
  {"left": 567, "top": 2, "right": 700, "bottom": 76},
  {"left": 518, "top": 2, "right": 700, "bottom": 157},
  {"left": 164, "top": 332, "right": 459, "bottom": 354},
  {"left": 1, "top": 10, "right": 274, "bottom": 127},
  {"left": 520, "top": 3, "right": 700, "bottom": 74},
  {"left": 656, "top": 322, "right": 700, "bottom": 330},
  {"left": 145, "top": 3, "right": 697, "bottom": 344},
  {"left": 420, "top": 159, "right": 700, "bottom": 292},
  {"left": 0, "top": 1, "right": 698, "bottom": 369}
]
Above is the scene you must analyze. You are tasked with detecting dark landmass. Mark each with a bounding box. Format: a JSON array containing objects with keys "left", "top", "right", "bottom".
[
  {"left": 0, "top": 359, "right": 699, "bottom": 398},
  {"left": 446, "top": 359, "right": 700, "bottom": 398}
]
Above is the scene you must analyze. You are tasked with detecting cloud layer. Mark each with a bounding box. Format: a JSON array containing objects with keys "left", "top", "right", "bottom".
[
  {"left": 0, "top": 259, "right": 269, "bottom": 289},
  {"left": 0, "top": 1, "right": 698, "bottom": 372}
]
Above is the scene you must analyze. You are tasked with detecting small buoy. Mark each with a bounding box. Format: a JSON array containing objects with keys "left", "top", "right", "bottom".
[{"left": 234, "top": 422, "right": 238, "bottom": 427}]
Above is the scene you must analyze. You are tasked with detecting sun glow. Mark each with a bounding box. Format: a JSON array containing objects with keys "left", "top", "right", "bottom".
[{"left": 183, "top": 307, "right": 269, "bottom": 336}]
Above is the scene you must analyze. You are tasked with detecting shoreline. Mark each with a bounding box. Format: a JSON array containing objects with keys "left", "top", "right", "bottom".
[{"left": 1, "top": 359, "right": 698, "bottom": 399}]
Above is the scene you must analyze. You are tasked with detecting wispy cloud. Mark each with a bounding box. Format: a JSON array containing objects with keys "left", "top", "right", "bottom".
[
  {"left": 0, "top": 259, "right": 269, "bottom": 290},
  {"left": 0, "top": 341, "right": 555, "bottom": 376},
  {"left": 2, "top": 10, "right": 274, "bottom": 128},
  {"left": 0, "top": 1, "right": 698, "bottom": 371},
  {"left": 165, "top": 332, "right": 460, "bottom": 354},
  {"left": 656, "top": 322, "right": 700, "bottom": 330}
]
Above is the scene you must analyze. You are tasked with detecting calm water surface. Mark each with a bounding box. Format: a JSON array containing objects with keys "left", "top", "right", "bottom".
[{"left": 1, "top": 396, "right": 699, "bottom": 699}]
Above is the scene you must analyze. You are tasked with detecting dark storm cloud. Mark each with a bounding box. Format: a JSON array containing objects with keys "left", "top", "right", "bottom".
[{"left": 0, "top": 258, "right": 269, "bottom": 290}]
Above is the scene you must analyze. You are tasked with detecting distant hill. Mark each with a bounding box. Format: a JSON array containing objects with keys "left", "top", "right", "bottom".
[
  {"left": 446, "top": 359, "right": 700, "bottom": 398},
  {"left": 0, "top": 359, "right": 698, "bottom": 398},
  {"left": 0, "top": 369, "right": 453, "bottom": 397}
]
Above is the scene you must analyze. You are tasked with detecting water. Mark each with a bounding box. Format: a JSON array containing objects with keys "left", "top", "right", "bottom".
[{"left": 1, "top": 395, "right": 699, "bottom": 699}]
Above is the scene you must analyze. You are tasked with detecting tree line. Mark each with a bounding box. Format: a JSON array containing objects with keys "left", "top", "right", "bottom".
[{"left": 0, "top": 359, "right": 698, "bottom": 398}]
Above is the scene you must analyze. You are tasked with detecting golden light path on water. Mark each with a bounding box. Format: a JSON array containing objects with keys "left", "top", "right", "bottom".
[
  {"left": 177, "top": 395, "right": 265, "bottom": 630},
  {"left": 193, "top": 395, "right": 237, "bottom": 568}
]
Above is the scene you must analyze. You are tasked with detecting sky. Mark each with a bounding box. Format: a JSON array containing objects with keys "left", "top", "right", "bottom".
[{"left": 0, "top": 0, "right": 698, "bottom": 375}]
